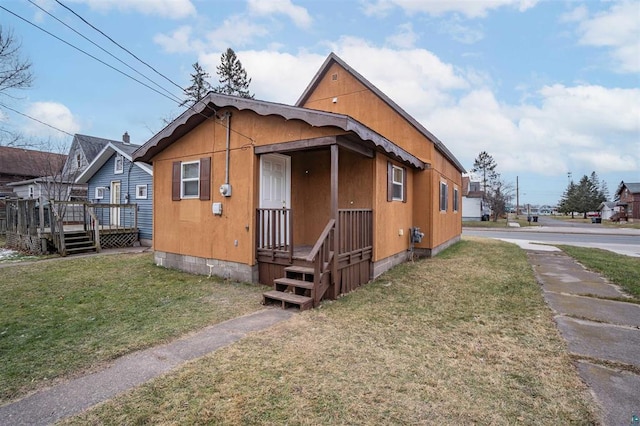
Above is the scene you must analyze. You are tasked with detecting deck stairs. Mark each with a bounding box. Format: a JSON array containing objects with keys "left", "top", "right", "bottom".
[
  {"left": 263, "top": 262, "right": 330, "bottom": 311},
  {"left": 63, "top": 230, "right": 97, "bottom": 255}
]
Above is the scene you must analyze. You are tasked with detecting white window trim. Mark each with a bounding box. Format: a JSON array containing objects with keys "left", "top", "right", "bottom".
[
  {"left": 181, "top": 160, "right": 200, "bottom": 199},
  {"left": 95, "top": 187, "right": 105, "bottom": 200},
  {"left": 391, "top": 165, "right": 404, "bottom": 201},
  {"left": 136, "top": 184, "right": 148, "bottom": 199},
  {"left": 440, "top": 181, "right": 448, "bottom": 212},
  {"left": 114, "top": 154, "right": 124, "bottom": 174}
]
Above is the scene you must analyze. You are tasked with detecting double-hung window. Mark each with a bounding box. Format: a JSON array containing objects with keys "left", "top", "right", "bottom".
[
  {"left": 181, "top": 161, "right": 200, "bottom": 198},
  {"left": 440, "top": 181, "right": 448, "bottom": 211},
  {"left": 453, "top": 187, "right": 459, "bottom": 212},
  {"left": 114, "top": 154, "right": 124, "bottom": 174},
  {"left": 172, "top": 157, "right": 211, "bottom": 201},
  {"left": 387, "top": 162, "right": 406, "bottom": 202}
]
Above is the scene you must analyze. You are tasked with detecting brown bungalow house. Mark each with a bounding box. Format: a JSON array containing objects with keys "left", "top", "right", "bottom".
[
  {"left": 614, "top": 181, "right": 640, "bottom": 221},
  {"left": 133, "top": 53, "right": 465, "bottom": 310}
]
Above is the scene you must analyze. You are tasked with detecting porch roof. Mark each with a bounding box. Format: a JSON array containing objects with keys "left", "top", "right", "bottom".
[{"left": 132, "top": 93, "right": 426, "bottom": 169}]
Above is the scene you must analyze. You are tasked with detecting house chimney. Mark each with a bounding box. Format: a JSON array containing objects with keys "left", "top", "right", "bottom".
[{"left": 123, "top": 131, "right": 130, "bottom": 144}]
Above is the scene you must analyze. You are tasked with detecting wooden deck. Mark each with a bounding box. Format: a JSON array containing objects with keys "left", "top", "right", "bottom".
[{"left": 258, "top": 209, "right": 373, "bottom": 310}]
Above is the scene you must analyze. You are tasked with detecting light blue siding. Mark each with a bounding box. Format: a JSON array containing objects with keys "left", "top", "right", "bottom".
[{"left": 87, "top": 153, "right": 153, "bottom": 241}]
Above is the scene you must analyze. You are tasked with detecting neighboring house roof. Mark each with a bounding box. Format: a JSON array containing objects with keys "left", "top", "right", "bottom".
[
  {"left": 73, "top": 134, "right": 117, "bottom": 164},
  {"left": 0, "top": 146, "right": 66, "bottom": 177},
  {"left": 76, "top": 141, "right": 152, "bottom": 184},
  {"left": 7, "top": 175, "right": 76, "bottom": 186},
  {"left": 133, "top": 92, "right": 426, "bottom": 169},
  {"left": 597, "top": 201, "right": 616, "bottom": 210},
  {"left": 296, "top": 53, "right": 466, "bottom": 173},
  {"left": 461, "top": 176, "right": 483, "bottom": 198},
  {"left": 615, "top": 181, "right": 640, "bottom": 196}
]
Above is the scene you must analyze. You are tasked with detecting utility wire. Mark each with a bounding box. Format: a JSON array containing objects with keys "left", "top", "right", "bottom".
[
  {"left": 0, "top": 102, "right": 75, "bottom": 137},
  {"left": 27, "top": 0, "right": 181, "bottom": 103},
  {"left": 55, "top": 0, "right": 185, "bottom": 93},
  {"left": 0, "top": 5, "right": 184, "bottom": 106},
  {"left": 0, "top": 5, "right": 255, "bottom": 143}
]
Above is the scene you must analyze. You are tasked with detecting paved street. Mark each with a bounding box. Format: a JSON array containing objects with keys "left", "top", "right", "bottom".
[{"left": 463, "top": 217, "right": 640, "bottom": 257}]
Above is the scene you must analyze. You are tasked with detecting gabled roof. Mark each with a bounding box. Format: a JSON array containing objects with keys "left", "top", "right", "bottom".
[
  {"left": 133, "top": 92, "right": 426, "bottom": 169},
  {"left": 72, "top": 134, "right": 116, "bottom": 164},
  {"left": 616, "top": 181, "right": 640, "bottom": 196},
  {"left": 296, "top": 53, "right": 465, "bottom": 173},
  {"left": 0, "top": 146, "right": 66, "bottom": 177},
  {"left": 76, "top": 141, "right": 151, "bottom": 184}
]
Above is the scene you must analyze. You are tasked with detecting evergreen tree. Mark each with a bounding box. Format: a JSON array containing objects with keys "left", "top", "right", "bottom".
[
  {"left": 471, "top": 151, "right": 498, "bottom": 195},
  {"left": 213, "top": 48, "right": 254, "bottom": 99},
  {"left": 181, "top": 62, "right": 213, "bottom": 107},
  {"left": 558, "top": 172, "right": 607, "bottom": 218}
]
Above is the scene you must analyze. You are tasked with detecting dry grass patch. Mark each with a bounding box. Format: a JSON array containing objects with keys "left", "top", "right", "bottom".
[{"left": 65, "top": 239, "right": 596, "bottom": 425}]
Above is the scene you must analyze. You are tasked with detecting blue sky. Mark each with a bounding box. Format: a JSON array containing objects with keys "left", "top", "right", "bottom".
[{"left": 1, "top": 0, "right": 638, "bottom": 206}]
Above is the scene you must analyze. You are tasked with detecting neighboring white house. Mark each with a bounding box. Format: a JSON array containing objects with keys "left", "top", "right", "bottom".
[
  {"left": 462, "top": 176, "right": 487, "bottom": 221},
  {"left": 597, "top": 201, "right": 617, "bottom": 220}
]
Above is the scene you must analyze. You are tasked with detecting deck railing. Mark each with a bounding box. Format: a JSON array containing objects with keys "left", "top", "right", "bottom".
[
  {"left": 337, "top": 209, "right": 373, "bottom": 255},
  {"left": 256, "top": 208, "right": 293, "bottom": 262}
]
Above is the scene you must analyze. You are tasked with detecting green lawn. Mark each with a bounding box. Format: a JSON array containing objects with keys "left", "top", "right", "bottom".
[
  {"left": 560, "top": 245, "right": 640, "bottom": 299},
  {"left": 0, "top": 253, "right": 266, "bottom": 403},
  {"left": 63, "top": 238, "right": 596, "bottom": 425}
]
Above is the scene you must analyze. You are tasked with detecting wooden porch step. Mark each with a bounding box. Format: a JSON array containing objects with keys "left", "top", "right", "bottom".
[
  {"left": 263, "top": 290, "right": 313, "bottom": 311},
  {"left": 274, "top": 277, "right": 314, "bottom": 292},
  {"left": 284, "top": 265, "right": 314, "bottom": 275}
]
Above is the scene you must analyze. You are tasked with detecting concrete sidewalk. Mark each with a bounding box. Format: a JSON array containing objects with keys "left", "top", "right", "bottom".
[
  {"left": 528, "top": 250, "right": 640, "bottom": 426},
  {"left": 0, "top": 308, "right": 293, "bottom": 426}
]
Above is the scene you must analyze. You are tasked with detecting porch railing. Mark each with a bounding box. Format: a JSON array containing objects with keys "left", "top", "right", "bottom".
[
  {"left": 337, "top": 209, "right": 373, "bottom": 255},
  {"left": 256, "top": 208, "right": 293, "bottom": 262},
  {"left": 306, "top": 219, "right": 335, "bottom": 305}
]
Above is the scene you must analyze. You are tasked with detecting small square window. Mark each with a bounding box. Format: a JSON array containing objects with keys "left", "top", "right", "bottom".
[
  {"left": 95, "top": 187, "right": 105, "bottom": 199},
  {"left": 181, "top": 161, "right": 200, "bottom": 198},
  {"left": 114, "top": 154, "right": 124, "bottom": 174},
  {"left": 136, "top": 184, "right": 148, "bottom": 199}
]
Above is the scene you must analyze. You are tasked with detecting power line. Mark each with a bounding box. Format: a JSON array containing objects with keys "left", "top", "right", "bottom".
[
  {"left": 55, "top": 0, "right": 186, "bottom": 94},
  {"left": 26, "top": 0, "right": 180, "bottom": 103},
  {"left": 1, "top": 4, "right": 255, "bottom": 143},
  {"left": 0, "top": 5, "right": 183, "bottom": 105},
  {"left": 0, "top": 102, "right": 75, "bottom": 137}
]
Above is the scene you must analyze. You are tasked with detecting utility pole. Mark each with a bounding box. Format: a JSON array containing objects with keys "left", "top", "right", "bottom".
[{"left": 516, "top": 176, "right": 519, "bottom": 218}]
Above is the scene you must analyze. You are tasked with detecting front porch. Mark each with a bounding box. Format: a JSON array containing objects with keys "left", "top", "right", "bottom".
[
  {"left": 4, "top": 199, "right": 139, "bottom": 256},
  {"left": 257, "top": 208, "right": 373, "bottom": 310}
]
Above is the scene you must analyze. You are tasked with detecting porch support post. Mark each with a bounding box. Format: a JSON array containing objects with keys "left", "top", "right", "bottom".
[{"left": 330, "top": 144, "right": 340, "bottom": 295}]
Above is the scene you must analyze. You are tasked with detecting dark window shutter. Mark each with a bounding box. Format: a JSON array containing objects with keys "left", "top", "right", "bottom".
[
  {"left": 199, "top": 157, "right": 211, "bottom": 201},
  {"left": 172, "top": 161, "right": 181, "bottom": 201},
  {"left": 387, "top": 161, "right": 393, "bottom": 202},
  {"left": 402, "top": 166, "right": 407, "bottom": 203}
]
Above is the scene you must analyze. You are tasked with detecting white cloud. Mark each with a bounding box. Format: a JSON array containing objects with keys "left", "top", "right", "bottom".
[
  {"left": 573, "top": 1, "right": 640, "bottom": 73},
  {"left": 23, "top": 102, "right": 81, "bottom": 139},
  {"left": 153, "top": 26, "right": 204, "bottom": 53},
  {"left": 247, "top": 0, "right": 313, "bottom": 29},
  {"left": 362, "top": 0, "right": 538, "bottom": 18},
  {"left": 205, "top": 16, "right": 269, "bottom": 51},
  {"left": 386, "top": 23, "right": 419, "bottom": 48},
  {"left": 424, "top": 83, "right": 640, "bottom": 176},
  {"left": 201, "top": 50, "right": 325, "bottom": 104},
  {"left": 68, "top": 0, "right": 196, "bottom": 19},
  {"left": 559, "top": 5, "right": 588, "bottom": 23},
  {"left": 439, "top": 17, "right": 484, "bottom": 44}
]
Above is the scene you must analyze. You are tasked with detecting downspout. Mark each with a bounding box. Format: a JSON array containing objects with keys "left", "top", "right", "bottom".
[{"left": 225, "top": 111, "right": 231, "bottom": 186}]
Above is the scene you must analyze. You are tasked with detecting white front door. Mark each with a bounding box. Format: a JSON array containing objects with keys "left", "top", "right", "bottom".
[
  {"left": 110, "top": 181, "right": 121, "bottom": 226},
  {"left": 260, "top": 154, "right": 290, "bottom": 209},
  {"left": 259, "top": 154, "right": 291, "bottom": 247}
]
